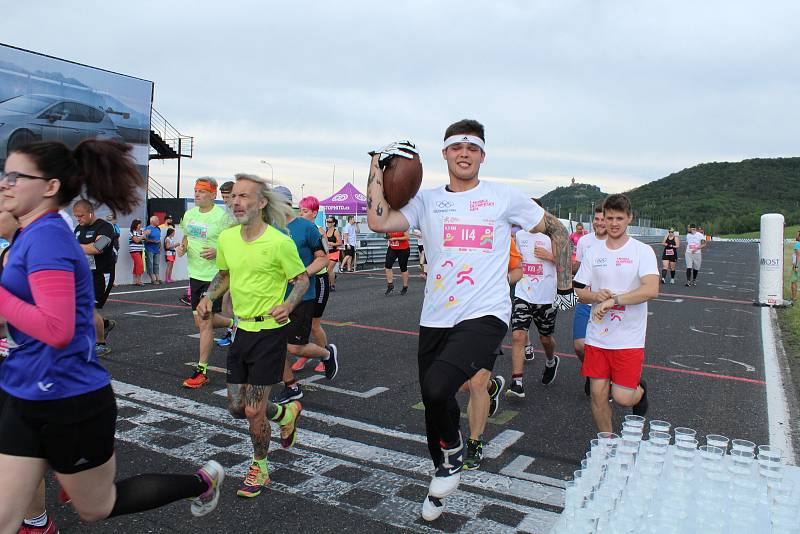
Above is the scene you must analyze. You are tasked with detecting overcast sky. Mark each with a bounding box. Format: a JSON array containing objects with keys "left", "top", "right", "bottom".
[{"left": 5, "top": 1, "right": 799, "bottom": 201}]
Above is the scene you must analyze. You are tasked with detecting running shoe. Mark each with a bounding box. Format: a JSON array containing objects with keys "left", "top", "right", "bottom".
[
  {"left": 291, "top": 357, "right": 310, "bottom": 371},
  {"left": 541, "top": 356, "right": 560, "bottom": 386},
  {"left": 506, "top": 380, "right": 525, "bottom": 398},
  {"left": 691, "top": 280, "right": 697, "bottom": 286},
  {"left": 191, "top": 460, "right": 225, "bottom": 514},
  {"left": 421, "top": 495, "right": 444, "bottom": 521},
  {"left": 524, "top": 344, "right": 535, "bottom": 361},
  {"left": 685, "top": 281, "right": 691, "bottom": 287},
  {"left": 274, "top": 385, "right": 303, "bottom": 404},
  {"left": 179, "top": 296, "right": 191, "bottom": 306},
  {"left": 183, "top": 367, "right": 208, "bottom": 388},
  {"left": 400, "top": 286, "right": 408, "bottom": 295},
  {"left": 488, "top": 375, "right": 505, "bottom": 417},
  {"left": 18, "top": 518, "right": 58, "bottom": 534},
  {"left": 103, "top": 319, "right": 116, "bottom": 340},
  {"left": 632, "top": 379, "right": 649, "bottom": 417},
  {"left": 385, "top": 283, "right": 394, "bottom": 296},
  {"left": 313, "top": 361, "right": 325, "bottom": 373},
  {"left": 463, "top": 438, "right": 484, "bottom": 471},
  {"left": 330, "top": 285, "right": 336, "bottom": 292},
  {"left": 279, "top": 401, "right": 303, "bottom": 449},
  {"left": 670, "top": 279, "right": 675, "bottom": 284},
  {"left": 428, "top": 436, "right": 463, "bottom": 498},
  {"left": 95, "top": 344, "right": 112, "bottom": 358},
  {"left": 324, "top": 344, "right": 339, "bottom": 380},
  {"left": 215, "top": 330, "right": 233, "bottom": 347},
  {"left": 661, "top": 277, "right": 665, "bottom": 284},
  {"left": 236, "top": 461, "right": 269, "bottom": 498}
]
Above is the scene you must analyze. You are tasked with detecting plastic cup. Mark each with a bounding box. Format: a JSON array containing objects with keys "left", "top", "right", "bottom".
[
  {"left": 597, "top": 432, "right": 619, "bottom": 447},
  {"left": 623, "top": 414, "right": 645, "bottom": 428},
  {"left": 649, "top": 420, "right": 671, "bottom": 433},
  {"left": 706, "top": 434, "right": 730, "bottom": 452},
  {"left": 731, "top": 439, "right": 756, "bottom": 454},
  {"left": 674, "top": 427, "right": 696, "bottom": 442},
  {"left": 649, "top": 430, "right": 671, "bottom": 446},
  {"left": 757, "top": 444, "right": 782, "bottom": 462}
]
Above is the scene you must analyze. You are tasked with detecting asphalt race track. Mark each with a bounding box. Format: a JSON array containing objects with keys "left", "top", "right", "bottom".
[{"left": 45, "top": 240, "right": 773, "bottom": 533}]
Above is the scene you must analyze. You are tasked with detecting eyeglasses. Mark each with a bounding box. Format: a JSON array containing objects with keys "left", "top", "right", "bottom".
[
  {"left": 0, "top": 171, "right": 50, "bottom": 186},
  {"left": 326, "top": 220, "right": 334, "bottom": 223}
]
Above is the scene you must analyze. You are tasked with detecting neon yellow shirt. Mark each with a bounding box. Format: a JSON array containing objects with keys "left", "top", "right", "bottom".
[
  {"left": 180, "top": 205, "right": 234, "bottom": 282},
  {"left": 217, "top": 224, "right": 306, "bottom": 332}
]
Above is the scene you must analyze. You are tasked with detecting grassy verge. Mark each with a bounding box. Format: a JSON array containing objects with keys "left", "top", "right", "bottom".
[
  {"left": 777, "top": 244, "right": 800, "bottom": 457},
  {"left": 721, "top": 225, "right": 800, "bottom": 240}
]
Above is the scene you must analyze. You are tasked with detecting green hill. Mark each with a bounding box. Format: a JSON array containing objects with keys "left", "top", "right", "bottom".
[{"left": 540, "top": 158, "right": 800, "bottom": 234}]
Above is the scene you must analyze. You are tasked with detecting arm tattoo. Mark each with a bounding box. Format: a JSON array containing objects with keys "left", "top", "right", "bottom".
[
  {"left": 227, "top": 384, "right": 246, "bottom": 419},
  {"left": 542, "top": 212, "right": 572, "bottom": 290},
  {"left": 285, "top": 273, "right": 309, "bottom": 307},
  {"left": 207, "top": 270, "right": 229, "bottom": 300},
  {"left": 376, "top": 203, "right": 384, "bottom": 216}
]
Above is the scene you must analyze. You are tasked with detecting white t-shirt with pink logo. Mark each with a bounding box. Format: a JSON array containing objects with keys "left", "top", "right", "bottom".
[
  {"left": 400, "top": 181, "right": 544, "bottom": 328},
  {"left": 686, "top": 232, "right": 704, "bottom": 254},
  {"left": 574, "top": 237, "right": 659, "bottom": 349},
  {"left": 514, "top": 231, "right": 556, "bottom": 305}
]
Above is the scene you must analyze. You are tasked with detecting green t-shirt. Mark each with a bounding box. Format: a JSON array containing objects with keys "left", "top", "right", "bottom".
[
  {"left": 180, "top": 205, "right": 233, "bottom": 282},
  {"left": 217, "top": 224, "right": 306, "bottom": 332}
]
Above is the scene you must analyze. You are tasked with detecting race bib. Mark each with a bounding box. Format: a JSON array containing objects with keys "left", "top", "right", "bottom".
[
  {"left": 389, "top": 240, "right": 399, "bottom": 247},
  {"left": 665, "top": 248, "right": 674, "bottom": 256},
  {"left": 442, "top": 217, "right": 494, "bottom": 253},
  {"left": 523, "top": 262, "right": 544, "bottom": 276},
  {"left": 689, "top": 244, "right": 699, "bottom": 252},
  {"left": 186, "top": 221, "right": 209, "bottom": 241}
]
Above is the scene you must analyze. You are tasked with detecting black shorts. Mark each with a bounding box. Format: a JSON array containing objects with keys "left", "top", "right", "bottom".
[
  {"left": 314, "top": 274, "right": 329, "bottom": 318},
  {"left": 385, "top": 247, "right": 411, "bottom": 272},
  {"left": 189, "top": 278, "right": 223, "bottom": 313},
  {"left": 0, "top": 384, "right": 117, "bottom": 474},
  {"left": 662, "top": 251, "right": 679, "bottom": 262},
  {"left": 344, "top": 245, "right": 356, "bottom": 258},
  {"left": 511, "top": 297, "right": 558, "bottom": 336},
  {"left": 286, "top": 300, "right": 314, "bottom": 345},
  {"left": 92, "top": 270, "right": 115, "bottom": 309},
  {"left": 418, "top": 315, "right": 507, "bottom": 380},
  {"left": 227, "top": 327, "right": 287, "bottom": 386}
]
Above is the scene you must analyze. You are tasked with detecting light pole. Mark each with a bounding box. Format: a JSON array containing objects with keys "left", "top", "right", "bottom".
[
  {"left": 301, "top": 183, "right": 305, "bottom": 198},
  {"left": 259, "top": 160, "right": 274, "bottom": 187}
]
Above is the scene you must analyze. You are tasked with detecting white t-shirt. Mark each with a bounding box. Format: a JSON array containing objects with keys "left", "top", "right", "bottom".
[
  {"left": 514, "top": 231, "right": 556, "bottom": 305},
  {"left": 400, "top": 181, "right": 544, "bottom": 328},
  {"left": 575, "top": 232, "right": 605, "bottom": 264},
  {"left": 343, "top": 223, "right": 359, "bottom": 247},
  {"left": 574, "top": 237, "right": 659, "bottom": 349},
  {"left": 686, "top": 232, "right": 704, "bottom": 254}
]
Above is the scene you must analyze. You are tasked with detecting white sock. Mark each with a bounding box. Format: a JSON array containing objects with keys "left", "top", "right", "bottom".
[{"left": 24, "top": 512, "right": 48, "bottom": 528}]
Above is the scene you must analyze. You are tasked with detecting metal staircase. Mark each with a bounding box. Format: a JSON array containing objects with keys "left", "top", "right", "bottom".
[{"left": 148, "top": 107, "right": 193, "bottom": 198}]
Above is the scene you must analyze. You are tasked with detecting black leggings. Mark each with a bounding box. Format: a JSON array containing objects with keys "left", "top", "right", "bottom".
[
  {"left": 385, "top": 247, "right": 410, "bottom": 272},
  {"left": 420, "top": 360, "right": 468, "bottom": 466}
]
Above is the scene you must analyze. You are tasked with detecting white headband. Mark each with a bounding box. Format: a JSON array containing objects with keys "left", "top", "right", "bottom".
[{"left": 443, "top": 134, "right": 485, "bottom": 152}]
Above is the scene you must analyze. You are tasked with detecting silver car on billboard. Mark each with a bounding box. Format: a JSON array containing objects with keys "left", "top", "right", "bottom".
[{"left": 0, "top": 94, "right": 124, "bottom": 161}]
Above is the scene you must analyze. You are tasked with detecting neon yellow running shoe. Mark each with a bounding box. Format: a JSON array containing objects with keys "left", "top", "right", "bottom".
[
  {"left": 280, "top": 401, "right": 302, "bottom": 449},
  {"left": 236, "top": 461, "right": 269, "bottom": 498}
]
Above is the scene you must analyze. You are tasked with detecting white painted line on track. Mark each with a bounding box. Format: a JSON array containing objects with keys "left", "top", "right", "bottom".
[
  {"left": 112, "top": 380, "right": 563, "bottom": 511},
  {"left": 210, "top": 388, "right": 525, "bottom": 460},
  {"left": 111, "top": 286, "right": 188, "bottom": 295},
  {"left": 500, "top": 455, "right": 567, "bottom": 489},
  {"left": 761, "top": 307, "right": 797, "bottom": 465},
  {"left": 299, "top": 374, "right": 389, "bottom": 398},
  {"left": 112, "top": 383, "right": 557, "bottom": 533}
]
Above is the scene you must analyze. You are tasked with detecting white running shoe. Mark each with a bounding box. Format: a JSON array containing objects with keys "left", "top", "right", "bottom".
[
  {"left": 428, "top": 435, "right": 463, "bottom": 498},
  {"left": 190, "top": 460, "right": 225, "bottom": 516},
  {"left": 421, "top": 494, "right": 444, "bottom": 521}
]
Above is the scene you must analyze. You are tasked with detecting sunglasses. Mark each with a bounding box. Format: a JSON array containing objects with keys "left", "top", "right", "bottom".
[{"left": 0, "top": 171, "right": 50, "bottom": 187}]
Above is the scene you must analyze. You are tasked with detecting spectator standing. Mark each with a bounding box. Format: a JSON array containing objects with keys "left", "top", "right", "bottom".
[
  {"left": 341, "top": 216, "right": 359, "bottom": 272},
  {"left": 144, "top": 215, "right": 162, "bottom": 284},
  {"left": 325, "top": 218, "right": 343, "bottom": 291},
  {"left": 164, "top": 227, "right": 177, "bottom": 283},
  {"left": 569, "top": 223, "right": 585, "bottom": 265},
  {"left": 129, "top": 218, "right": 145, "bottom": 286}
]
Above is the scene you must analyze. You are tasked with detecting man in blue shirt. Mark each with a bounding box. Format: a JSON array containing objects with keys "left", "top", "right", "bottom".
[
  {"left": 143, "top": 215, "right": 163, "bottom": 284},
  {"left": 271, "top": 186, "right": 339, "bottom": 404}
]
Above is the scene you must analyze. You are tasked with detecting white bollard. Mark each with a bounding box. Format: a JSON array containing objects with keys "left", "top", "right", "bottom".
[{"left": 758, "top": 213, "right": 784, "bottom": 306}]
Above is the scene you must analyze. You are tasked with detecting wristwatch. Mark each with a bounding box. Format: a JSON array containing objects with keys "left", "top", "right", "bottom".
[{"left": 613, "top": 295, "right": 620, "bottom": 306}]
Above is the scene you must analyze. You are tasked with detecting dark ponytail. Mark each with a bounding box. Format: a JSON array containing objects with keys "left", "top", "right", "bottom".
[{"left": 12, "top": 139, "right": 144, "bottom": 215}]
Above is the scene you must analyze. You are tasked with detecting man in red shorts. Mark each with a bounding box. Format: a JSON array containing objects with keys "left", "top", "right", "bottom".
[{"left": 573, "top": 194, "right": 659, "bottom": 432}]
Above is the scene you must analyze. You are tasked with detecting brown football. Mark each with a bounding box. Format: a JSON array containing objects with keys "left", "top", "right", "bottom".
[{"left": 382, "top": 151, "right": 423, "bottom": 209}]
